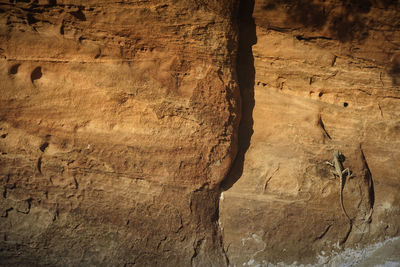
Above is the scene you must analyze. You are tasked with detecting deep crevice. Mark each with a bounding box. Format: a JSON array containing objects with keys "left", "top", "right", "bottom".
[
  {"left": 221, "top": 0, "right": 256, "bottom": 191},
  {"left": 217, "top": 2, "right": 256, "bottom": 263}
]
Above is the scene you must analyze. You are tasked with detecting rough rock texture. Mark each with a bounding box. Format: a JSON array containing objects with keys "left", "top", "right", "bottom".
[
  {"left": 220, "top": 0, "right": 400, "bottom": 265},
  {"left": 0, "top": 0, "right": 239, "bottom": 265},
  {"left": 1, "top": 0, "right": 400, "bottom": 266}
]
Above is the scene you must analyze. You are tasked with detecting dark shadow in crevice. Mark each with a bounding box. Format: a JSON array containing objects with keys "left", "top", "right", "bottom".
[{"left": 221, "top": 0, "right": 256, "bottom": 191}]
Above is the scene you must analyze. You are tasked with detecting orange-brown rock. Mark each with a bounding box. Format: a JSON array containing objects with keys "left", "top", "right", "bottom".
[
  {"left": 0, "top": 0, "right": 239, "bottom": 265},
  {"left": 220, "top": 0, "right": 400, "bottom": 265},
  {"left": 1, "top": 0, "right": 400, "bottom": 266}
]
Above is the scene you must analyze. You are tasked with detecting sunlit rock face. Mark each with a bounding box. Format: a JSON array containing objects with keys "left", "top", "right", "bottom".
[
  {"left": 1, "top": 0, "right": 400, "bottom": 266},
  {"left": 219, "top": 0, "right": 400, "bottom": 266},
  {"left": 0, "top": 0, "right": 239, "bottom": 265}
]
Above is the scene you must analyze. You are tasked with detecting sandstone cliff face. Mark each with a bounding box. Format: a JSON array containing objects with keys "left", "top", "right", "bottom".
[
  {"left": 1, "top": 0, "right": 400, "bottom": 266},
  {"left": 220, "top": 0, "right": 400, "bottom": 265},
  {"left": 0, "top": 0, "right": 239, "bottom": 265}
]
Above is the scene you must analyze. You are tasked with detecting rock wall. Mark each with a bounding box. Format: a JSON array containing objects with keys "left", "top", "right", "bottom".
[
  {"left": 1, "top": 0, "right": 400, "bottom": 266},
  {"left": 0, "top": 0, "right": 239, "bottom": 265},
  {"left": 220, "top": 0, "right": 400, "bottom": 265}
]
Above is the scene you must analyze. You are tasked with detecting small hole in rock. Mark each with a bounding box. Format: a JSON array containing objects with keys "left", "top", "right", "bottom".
[
  {"left": 31, "top": 67, "right": 42, "bottom": 83},
  {"left": 9, "top": 64, "right": 20, "bottom": 75},
  {"left": 318, "top": 92, "right": 323, "bottom": 97},
  {"left": 1, "top": 134, "right": 7, "bottom": 138},
  {"left": 343, "top": 102, "right": 348, "bottom": 107}
]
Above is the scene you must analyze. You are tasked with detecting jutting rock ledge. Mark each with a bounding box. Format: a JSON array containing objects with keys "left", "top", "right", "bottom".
[{"left": 0, "top": 0, "right": 399, "bottom": 266}]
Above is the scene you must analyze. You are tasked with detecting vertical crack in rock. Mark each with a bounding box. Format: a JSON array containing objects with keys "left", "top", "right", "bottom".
[
  {"left": 216, "top": 0, "right": 400, "bottom": 265},
  {"left": 218, "top": 0, "right": 256, "bottom": 264},
  {"left": 3, "top": 0, "right": 398, "bottom": 265},
  {"left": 221, "top": 0, "right": 256, "bottom": 191}
]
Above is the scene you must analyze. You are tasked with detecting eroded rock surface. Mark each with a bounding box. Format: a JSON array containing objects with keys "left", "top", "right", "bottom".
[
  {"left": 1, "top": 0, "right": 400, "bottom": 266},
  {"left": 220, "top": 0, "right": 400, "bottom": 265},
  {"left": 0, "top": 0, "right": 239, "bottom": 265}
]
